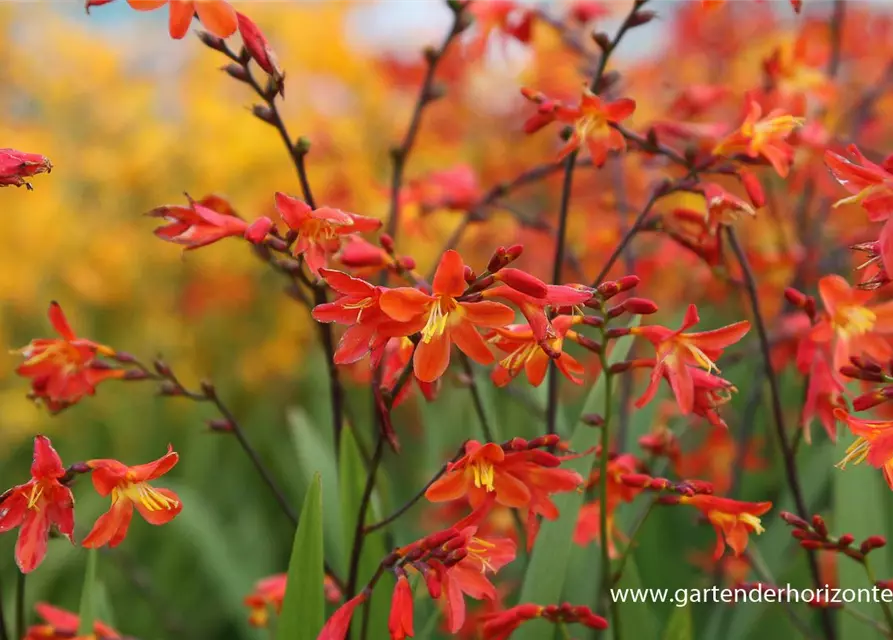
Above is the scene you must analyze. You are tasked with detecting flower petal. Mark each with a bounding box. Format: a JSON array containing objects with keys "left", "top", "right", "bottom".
[
  {"left": 380, "top": 288, "right": 432, "bottom": 322},
  {"left": 414, "top": 330, "right": 451, "bottom": 382},
  {"left": 432, "top": 250, "right": 467, "bottom": 297}
]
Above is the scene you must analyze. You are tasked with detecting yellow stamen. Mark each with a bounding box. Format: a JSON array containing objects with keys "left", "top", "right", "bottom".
[
  {"left": 26, "top": 484, "right": 44, "bottom": 510},
  {"left": 836, "top": 437, "right": 871, "bottom": 469},
  {"left": 834, "top": 305, "right": 876, "bottom": 339},
  {"left": 342, "top": 297, "right": 374, "bottom": 322},
  {"left": 116, "top": 483, "right": 179, "bottom": 512},
  {"left": 421, "top": 298, "right": 455, "bottom": 344},
  {"left": 471, "top": 461, "right": 496, "bottom": 492},
  {"left": 739, "top": 513, "right": 765, "bottom": 534}
]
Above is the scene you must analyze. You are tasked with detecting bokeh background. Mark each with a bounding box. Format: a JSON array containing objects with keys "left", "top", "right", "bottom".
[{"left": 3, "top": 1, "right": 893, "bottom": 639}]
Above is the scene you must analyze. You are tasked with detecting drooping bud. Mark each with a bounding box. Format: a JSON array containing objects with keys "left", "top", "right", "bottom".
[
  {"left": 738, "top": 169, "right": 766, "bottom": 208},
  {"left": 252, "top": 104, "right": 276, "bottom": 125},
  {"left": 222, "top": 63, "right": 251, "bottom": 83},
  {"left": 860, "top": 535, "right": 887, "bottom": 555},
  {"left": 623, "top": 297, "right": 659, "bottom": 315},
  {"left": 494, "top": 268, "right": 548, "bottom": 298},
  {"left": 380, "top": 233, "right": 395, "bottom": 254},
  {"left": 244, "top": 217, "right": 274, "bottom": 244},
  {"left": 237, "top": 13, "right": 285, "bottom": 86},
  {"left": 779, "top": 511, "right": 810, "bottom": 529},
  {"left": 812, "top": 514, "right": 828, "bottom": 538}
]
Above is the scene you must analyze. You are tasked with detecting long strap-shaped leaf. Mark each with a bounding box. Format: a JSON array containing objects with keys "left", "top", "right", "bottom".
[{"left": 277, "top": 473, "right": 325, "bottom": 640}]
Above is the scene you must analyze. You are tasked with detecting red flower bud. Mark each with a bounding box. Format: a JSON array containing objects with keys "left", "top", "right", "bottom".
[
  {"left": 505, "top": 437, "right": 529, "bottom": 451},
  {"left": 527, "top": 434, "right": 560, "bottom": 449},
  {"left": 464, "top": 265, "right": 475, "bottom": 283},
  {"left": 423, "top": 560, "right": 444, "bottom": 599},
  {"left": 812, "top": 515, "right": 828, "bottom": 538},
  {"left": 605, "top": 327, "right": 631, "bottom": 339},
  {"left": 420, "top": 528, "right": 458, "bottom": 551},
  {"left": 208, "top": 418, "right": 233, "bottom": 432},
  {"left": 526, "top": 450, "right": 562, "bottom": 467},
  {"left": 244, "top": 217, "right": 274, "bottom": 244},
  {"left": 784, "top": 287, "right": 809, "bottom": 309},
  {"left": 380, "top": 234, "right": 395, "bottom": 254},
  {"left": 799, "top": 539, "right": 825, "bottom": 550},
  {"left": 494, "top": 268, "right": 549, "bottom": 298},
  {"left": 622, "top": 297, "right": 659, "bottom": 315},
  {"left": 340, "top": 237, "right": 389, "bottom": 269},
  {"left": 627, "top": 9, "right": 657, "bottom": 27},
  {"left": 739, "top": 169, "right": 766, "bottom": 208},
  {"left": 837, "top": 534, "right": 855, "bottom": 548},
  {"left": 237, "top": 13, "right": 284, "bottom": 85},
  {"left": 860, "top": 535, "right": 887, "bottom": 554},
  {"left": 444, "top": 548, "right": 468, "bottom": 567},
  {"left": 853, "top": 390, "right": 890, "bottom": 411},
  {"left": 581, "top": 413, "right": 605, "bottom": 427},
  {"left": 0, "top": 148, "right": 53, "bottom": 189},
  {"left": 398, "top": 256, "right": 416, "bottom": 271}
]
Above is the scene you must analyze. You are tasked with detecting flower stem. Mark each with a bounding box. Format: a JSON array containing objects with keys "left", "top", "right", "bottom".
[
  {"left": 14, "top": 572, "right": 24, "bottom": 640},
  {"left": 864, "top": 558, "right": 893, "bottom": 632},
  {"left": 0, "top": 573, "right": 9, "bottom": 640}
]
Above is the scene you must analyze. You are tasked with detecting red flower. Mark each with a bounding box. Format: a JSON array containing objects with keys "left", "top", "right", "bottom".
[
  {"left": 380, "top": 251, "right": 515, "bottom": 382},
  {"left": 631, "top": 304, "right": 750, "bottom": 414},
  {"left": 245, "top": 573, "right": 341, "bottom": 628},
  {"left": 402, "top": 165, "right": 481, "bottom": 212},
  {"left": 522, "top": 87, "right": 636, "bottom": 166},
  {"left": 149, "top": 195, "right": 272, "bottom": 250},
  {"left": 0, "top": 148, "right": 52, "bottom": 188},
  {"left": 825, "top": 144, "right": 893, "bottom": 220},
  {"left": 237, "top": 12, "right": 283, "bottom": 84},
  {"left": 466, "top": 0, "right": 534, "bottom": 59},
  {"left": 713, "top": 99, "right": 805, "bottom": 177},
  {"left": 125, "top": 0, "right": 237, "bottom": 39},
  {"left": 442, "top": 529, "right": 516, "bottom": 632},
  {"left": 800, "top": 351, "right": 844, "bottom": 444},
  {"left": 388, "top": 574, "right": 414, "bottom": 640},
  {"left": 380, "top": 336, "right": 440, "bottom": 406},
  {"left": 318, "top": 593, "right": 367, "bottom": 640},
  {"left": 482, "top": 283, "right": 592, "bottom": 345},
  {"left": 834, "top": 408, "right": 893, "bottom": 490},
  {"left": 678, "top": 494, "right": 772, "bottom": 559},
  {"left": 0, "top": 437, "right": 74, "bottom": 573},
  {"left": 24, "top": 603, "right": 120, "bottom": 640},
  {"left": 425, "top": 439, "right": 582, "bottom": 519},
  {"left": 275, "top": 192, "right": 382, "bottom": 277},
  {"left": 15, "top": 302, "right": 123, "bottom": 412},
  {"left": 488, "top": 316, "right": 585, "bottom": 387},
  {"left": 82, "top": 447, "right": 182, "bottom": 548}
]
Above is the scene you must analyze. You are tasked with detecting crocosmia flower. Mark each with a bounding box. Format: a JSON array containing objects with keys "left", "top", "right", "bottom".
[
  {"left": 825, "top": 144, "right": 893, "bottom": 220},
  {"left": 678, "top": 494, "right": 772, "bottom": 559},
  {"left": 712, "top": 99, "right": 805, "bottom": 177},
  {"left": 379, "top": 250, "right": 515, "bottom": 382},
  {"left": 388, "top": 574, "right": 414, "bottom": 640},
  {"left": 16, "top": 302, "right": 123, "bottom": 412},
  {"left": 488, "top": 316, "right": 585, "bottom": 387},
  {"left": 0, "top": 436, "right": 74, "bottom": 573},
  {"left": 126, "top": 0, "right": 237, "bottom": 40},
  {"left": 149, "top": 194, "right": 273, "bottom": 250},
  {"left": 275, "top": 192, "right": 382, "bottom": 278},
  {"left": 318, "top": 593, "right": 367, "bottom": 640},
  {"left": 834, "top": 408, "right": 893, "bottom": 490},
  {"left": 82, "top": 447, "right": 182, "bottom": 548},
  {"left": 631, "top": 304, "right": 750, "bottom": 414},
  {"left": 425, "top": 439, "right": 582, "bottom": 519},
  {"left": 24, "top": 603, "right": 121, "bottom": 640},
  {"left": 522, "top": 87, "right": 636, "bottom": 166},
  {"left": 0, "top": 148, "right": 52, "bottom": 188}
]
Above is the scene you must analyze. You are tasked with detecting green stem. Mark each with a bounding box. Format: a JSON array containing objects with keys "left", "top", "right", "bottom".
[
  {"left": 611, "top": 499, "right": 657, "bottom": 586},
  {"left": 843, "top": 605, "right": 891, "bottom": 638},
  {"left": 864, "top": 558, "right": 893, "bottom": 633},
  {"left": 14, "top": 572, "right": 25, "bottom": 640}
]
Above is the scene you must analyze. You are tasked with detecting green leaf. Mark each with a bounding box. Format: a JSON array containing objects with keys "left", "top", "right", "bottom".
[
  {"left": 288, "top": 408, "right": 345, "bottom": 574},
  {"left": 340, "top": 425, "right": 390, "bottom": 639},
  {"left": 513, "top": 324, "right": 638, "bottom": 640},
  {"left": 662, "top": 604, "right": 693, "bottom": 640},
  {"left": 77, "top": 549, "right": 98, "bottom": 635},
  {"left": 277, "top": 473, "right": 325, "bottom": 640}
]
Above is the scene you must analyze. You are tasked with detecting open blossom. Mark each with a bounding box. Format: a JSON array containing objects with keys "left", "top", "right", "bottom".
[
  {"left": 275, "top": 192, "right": 382, "bottom": 278},
  {"left": 82, "top": 447, "right": 182, "bottom": 548},
  {"left": 834, "top": 409, "right": 893, "bottom": 490},
  {"left": 678, "top": 495, "right": 772, "bottom": 559},
  {"left": 381, "top": 336, "right": 439, "bottom": 406},
  {"left": 466, "top": 0, "right": 534, "bottom": 58},
  {"left": 244, "top": 574, "right": 341, "bottom": 628},
  {"left": 388, "top": 574, "right": 414, "bottom": 640},
  {"left": 482, "top": 283, "right": 592, "bottom": 344},
  {"left": 522, "top": 87, "right": 636, "bottom": 166},
  {"left": 380, "top": 250, "right": 515, "bottom": 382},
  {"left": 15, "top": 302, "right": 123, "bottom": 412},
  {"left": 810, "top": 275, "right": 893, "bottom": 372},
  {"left": 670, "top": 183, "right": 757, "bottom": 239},
  {"left": 488, "top": 316, "right": 585, "bottom": 387},
  {"left": 0, "top": 148, "right": 52, "bottom": 188},
  {"left": 402, "top": 165, "right": 481, "bottom": 212},
  {"left": 25, "top": 603, "right": 121, "bottom": 640},
  {"left": 426, "top": 439, "right": 583, "bottom": 519},
  {"left": 149, "top": 195, "right": 272, "bottom": 250},
  {"left": 0, "top": 437, "right": 74, "bottom": 573},
  {"left": 631, "top": 304, "right": 750, "bottom": 414},
  {"left": 713, "top": 99, "right": 805, "bottom": 177},
  {"left": 318, "top": 593, "right": 367, "bottom": 640},
  {"left": 123, "top": 0, "right": 237, "bottom": 39},
  {"left": 825, "top": 144, "right": 893, "bottom": 219}
]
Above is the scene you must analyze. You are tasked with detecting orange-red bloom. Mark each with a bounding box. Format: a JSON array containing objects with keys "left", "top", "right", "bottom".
[
  {"left": 245, "top": 573, "right": 341, "bottom": 628},
  {"left": 0, "top": 148, "right": 52, "bottom": 188},
  {"left": 24, "top": 603, "right": 121, "bottom": 640},
  {"left": 82, "top": 447, "right": 182, "bottom": 548},
  {"left": 678, "top": 494, "right": 772, "bottom": 559},
  {"left": 713, "top": 99, "right": 805, "bottom": 177},
  {"left": 0, "top": 436, "right": 74, "bottom": 573},
  {"left": 825, "top": 144, "right": 893, "bottom": 220},
  {"left": 380, "top": 251, "right": 515, "bottom": 382},
  {"left": 631, "top": 304, "right": 750, "bottom": 414},
  {"left": 834, "top": 408, "right": 893, "bottom": 490},
  {"left": 810, "top": 275, "right": 893, "bottom": 372},
  {"left": 426, "top": 440, "right": 583, "bottom": 519},
  {"left": 482, "top": 603, "right": 607, "bottom": 640},
  {"left": 16, "top": 302, "right": 122, "bottom": 412},
  {"left": 388, "top": 574, "right": 414, "bottom": 640},
  {"left": 275, "top": 192, "right": 382, "bottom": 278},
  {"left": 318, "top": 593, "right": 367, "bottom": 640},
  {"left": 126, "top": 0, "right": 237, "bottom": 39},
  {"left": 237, "top": 12, "right": 283, "bottom": 84},
  {"left": 523, "top": 87, "right": 636, "bottom": 166},
  {"left": 149, "top": 195, "right": 272, "bottom": 250},
  {"left": 482, "top": 283, "right": 592, "bottom": 345},
  {"left": 488, "top": 316, "right": 585, "bottom": 387},
  {"left": 466, "top": 0, "right": 534, "bottom": 59}
]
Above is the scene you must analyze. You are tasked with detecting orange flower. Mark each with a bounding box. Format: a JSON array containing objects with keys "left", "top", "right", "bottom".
[
  {"left": 713, "top": 99, "right": 805, "bottom": 177},
  {"left": 388, "top": 574, "right": 414, "bottom": 640},
  {"left": 24, "top": 603, "right": 121, "bottom": 640},
  {"left": 523, "top": 87, "right": 636, "bottom": 166},
  {"left": 0, "top": 147, "right": 52, "bottom": 188},
  {"left": 834, "top": 408, "right": 893, "bottom": 490},
  {"left": 800, "top": 351, "right": 845, "bottom": 444},
  {"left": 148, "top": 195, "right": 272, "bottom": 250},
  {"left": 275, "top": 192, "right": 382, "bottom": 278},
  {"left": 380, "top": 251, "right": 515, "bottom": 382},
  {"left": 380, "top": 336, "right": 440, "bottom": 406},
  {"left": 0, "top": 437, "right": 75, "bottom": 573},
  {"left": 488, "top": 316, "right": 585, "bottom": 387},
  {"left": 482, "top": 283, "right": 592, "bottom": 345},
  {"left": 573, "top": 454, "right": 641, "bottom": 557},
  {"left": 126, "top": 0, "right": 237, "bottom": 40},
  {"left": 825, "top": 144, "right": 893, "bottom": 221},
  {"left": 15, "top": 302, "right": 123, "bottom": 413},
  {"left": 82, "top": 447, "right": 182, "bottom": 549},
  {"left": 810, "top": 275, "right": 893, "bottom": 372},
  {"left": 425, "top": 440, "right": 583, "bottom": 519},
  {"left": 631, "top": 304, "right": 750, "bottom": 414},
  {"left": 678, "top": 494, "right": 772, "bottom": 559},
  {"left": 466, "top": 0, "right": 533, "bottom": 59},
  {"left": 318, "top": 593, "right": 367, "bottom": 640}
]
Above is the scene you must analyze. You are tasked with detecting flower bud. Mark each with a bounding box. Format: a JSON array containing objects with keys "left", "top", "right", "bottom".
[
  {"left": 494, "top": 268, "right": 548, "bottom": 298},
  {"left": 252, "top": 104, "right": 276, "bottom": 125},
  {"left": 799, "top": 539, "right": 825, "bottom": 550},
  {"left": 420, "top": 528, "right": 458, "bottom": 551},
  {"left": 527, "top": 434, "right": 560, "bottom": 449},
  {"left": 581, "top": 413, "right": 604, "bottom": 427},
  {"left": 505, "top": 437, "right": 528, "bottom": 451},
  {"left": 622, "top": 297, "right": 659, "bottom": 315},
  {"left": 196, "top": 29, "right": 227, "bottom": 51},
  {"left": 380, "top": 234, "right": 395, "bottom": 254},
  {"left": 340, "top": 237, "right": 389, "bottom": 269},
  {"left": 860, "top": 535, "right": 887, "bottom": 555},
  {"left": 837, "top": 534, "right": 855, "bottom": 548},
  {"left": 123, "top": 369, "right": 150, "bottom": 381},
  {"left": 592, "top": 32, "right": 611, "bottom": 51},
  {"left": 208, "top": 418, "right": 233, "bottom": 432},
  {"left": 783, "top": 287, "right": 810, "bottom": 309},
  {"left": 244, "top": 217, "right": 274, "bottom": 244},
  {"left": 526, "top": 450, "right": 562, "bottom": 468},
  {"left": 779, "top": 511, "right": 810, "bottom": 529},
  {"left": 627, "top": 10, "right": 657, "bottom": 27},
  {"left": 222, "top": 63, "right": 251, "bottom": 83},
  {"left": 605, "top": 327, "right": 631, "bottom": 339},
  {"left": 443, "top": 548, "right": 468, "bottom": 567},
  {"left": 464, "top": 265, "right": 475, "bottom": 283},
  {"left": 237, "top": 12, "right": 285, "bottom": 85},
  {"left": 853, "top": 389, "right": 893, "bottom": 411},
  {"left": 574, "top": 335, "right": 602, "bottom": 353},
  {"left": 159, "top": 381, "right": 181, "bottom": 396},
  {"left": 812, "top": 514, "right": 828, "bottom": 538},
  {"left": 739, "top": 169, "right": 766, "bottom": 208}
]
